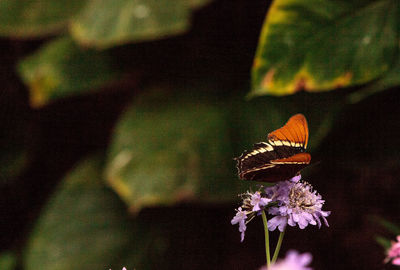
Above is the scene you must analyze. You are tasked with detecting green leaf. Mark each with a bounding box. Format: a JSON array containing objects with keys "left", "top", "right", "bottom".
[
  {"left": 251, "top": 0, "right": 399, "bottom": 97},
  {"left": 70, "top": 0, "right": 192, "bottom": 48},
  {"left": 0, "top": 252, "right": 17, "bottom": 270},
  {"left": 105, "top": 91, "right": 239, "bottom": 212},
  {"left": 348, "top": 56, "right": 400, "bottom": 103},
  {"left": 0, "top": 0, "right": 85, "bottom": 37},
  {"left": 23, "top": 155, "right": 159, "bottom": 270},
  {"left": 375, "top": 235, "right": 392, "bottom": 249},
  {"left": 18, "top": 37, "right": 118, "bottom": 108}
]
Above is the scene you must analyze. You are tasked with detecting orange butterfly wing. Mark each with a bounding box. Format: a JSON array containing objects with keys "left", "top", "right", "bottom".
[{"left": 267, "top": 113, "right": 309, "bottom": 149}]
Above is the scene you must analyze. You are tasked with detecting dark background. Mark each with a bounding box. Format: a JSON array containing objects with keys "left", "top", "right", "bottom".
[{"left": 1, "top": 0, "right": 400, "bottom": 269}]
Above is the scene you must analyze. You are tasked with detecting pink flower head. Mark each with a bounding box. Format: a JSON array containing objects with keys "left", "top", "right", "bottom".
[
  {"left": 259, "top": 250, "right": 313, "bottom": 270},
  {"left": 386, "top": 235, "right": 400, "bottom": 265}
]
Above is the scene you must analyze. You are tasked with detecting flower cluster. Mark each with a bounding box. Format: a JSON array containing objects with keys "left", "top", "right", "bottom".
[
  {"left": 385, "top": 235, "right": 400, "bottom": 266},
  {"left": 266, "top": 176, "right": 330, "bottom": 232},
  {"left": 231, "top": 175, "right": 330, "bottom": 241},
  {"left": 259, "top": 250, "right": 313, "bottom": 270}
]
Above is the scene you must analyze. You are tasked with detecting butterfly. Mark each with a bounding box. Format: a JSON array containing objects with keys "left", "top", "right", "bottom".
[{"left": 235, "top": 113, "right": 311, "bottom": 182}]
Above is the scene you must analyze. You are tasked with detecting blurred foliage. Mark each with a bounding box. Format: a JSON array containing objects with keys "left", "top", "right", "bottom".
[
  {"left": 374, "top": 216, "right": 400, "bottom": 251},
  {"left": 23, "top": 155, "right": 164, "bottom": 270},
  {"left": 1, "top": 0, "right": 400, "bottom": 269},
  {"left": 375, "top": 217, "right": 400, "bottom": 235},
  {"left": 0, "top": 252, "right": 16, "bottom": 270},
  {"left": 70, "top": 0, "right": 191, "bottom": 48},
  {"left": 251, "top": 0, "right": 400, "bottom": 97},
  {"left": 18, "top": 37, "right": 118, "bottom": 108},
  {"left": 105, "top": 90, "right": 238, "bottom": 212},
  {"left": 376, "top": 235, "right": 392, "bottom": 250},
  {"left": 0, "top": 0, "right": 207, "bottom": 43},
  {"left": 0, "top": 0, "right": 84, "bottom": 37}
]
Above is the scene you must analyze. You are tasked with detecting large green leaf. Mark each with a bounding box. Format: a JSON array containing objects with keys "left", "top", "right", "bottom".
[
  {"left": 23, "top": 155, "right": 160, "bottom": 270},
  {"left": 18, "top": 37, "right": 118, "bottom": 108},
  {"left": 0, "top": 0, "right": 85, "bottom": 37},
  {"left": 70, "top": 0, "right": 192, "bottom": 48},
  {"left": 105, "top": 91, "right": 240, "bottom": 212},
  {"left": 251, "top": 0, "right": 399, "bottom": 97}
]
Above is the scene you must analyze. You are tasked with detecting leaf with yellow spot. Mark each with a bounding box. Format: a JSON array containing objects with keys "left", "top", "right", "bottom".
[{"left": 251, "top": 0, "right": 399, "bottom": 97}]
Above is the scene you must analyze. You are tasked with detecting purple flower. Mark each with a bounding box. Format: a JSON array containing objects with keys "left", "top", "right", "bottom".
[
  {"left": 231, "top": 190, "right": 272, "bottom": 241},
  {"left": 267, "top": 216, "right": 288, "bottom": 232},
  {"left": 265, "top": 176, "right": 330, "bottom": 232},
  {"left": 259, "top": 250, "right": 313, "bottom": 270},
  {"left": 264, "top": 179, "right": 293, "bottom": 201},
  {"left": 251, "top": 191, "right": 272, "bottom": 211},
  {"left": 231, "top": 207, "right": 248, "bottom": 242},
  {"left": 290, "top": 175, "right": 302, "bottom": 183}
]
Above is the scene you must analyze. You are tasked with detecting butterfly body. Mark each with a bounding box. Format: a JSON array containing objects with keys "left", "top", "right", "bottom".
[{"left": 235, "top": 114, "right": 311, "bottom": 182}]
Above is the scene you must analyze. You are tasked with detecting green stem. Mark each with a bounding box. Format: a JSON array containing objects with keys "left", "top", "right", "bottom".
[
  {"left": 261, "top": 211, "right": 271, "bottom": 267},
  {"left": 271, "top": 229, "right": 285, "bottom": 263}
]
